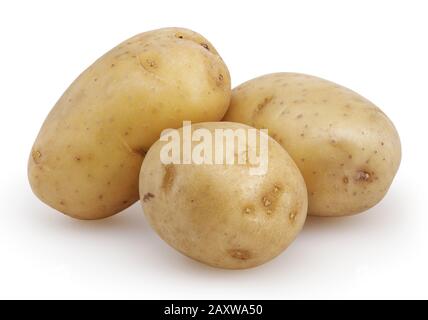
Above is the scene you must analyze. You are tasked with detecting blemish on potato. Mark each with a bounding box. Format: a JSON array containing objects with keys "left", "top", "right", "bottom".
[
  {"left": 228, "top": 249, "right": 251, "bottom": 261},
  {"left": 343, "top": 176, "right": 349, "bottom": 184},
  {"left": 289, "top": 210, "right": 297, "bottom": 222},
  {"left": 262, "top": 197, "right": 272, "bottom": 207},
  {"left": 200, "top": 43, "right": 210, "bottom": 51},
  {"left": 31, "top": 150, "right": 42, "bottom": 164},
  {"left": 296, "top": 114, "right": 303, "bottom": 119},
  {"left": 98, "top": 194, "right": 104, "bottom": 200},
  {"left": 354, "top": 170, "right": 372, "bottom": 182},
  {"left": 162, "top": 165, "right": 175, "bottom": 192},
  {"left": 243, "top": 206, "right": 254, "bottom": 215},
  {"left": 255, "top": 96, "right": 274, "bottom": 114},
  {"left": 59, "top": 200, "right": 66, "bottom": 206},
  {"left": 143, "top": 192, "right": 155, "bottom": 202},
  {"left": 146, "top": 59, "right": 157, "bottom": 68}
]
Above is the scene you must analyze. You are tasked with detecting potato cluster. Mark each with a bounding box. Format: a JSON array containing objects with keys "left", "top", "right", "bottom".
[{"left": 29, "top": 28, "right": 401, "bottom": 269}]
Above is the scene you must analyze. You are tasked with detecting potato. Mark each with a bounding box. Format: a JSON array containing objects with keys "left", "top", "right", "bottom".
[
  {"left": 139, "top": 122, "right": 308, "bottom": 269},
  {"left": 28, "top": 28, "right": 231, "bottom": 219},
  {"left": 224, "top": 73, "right": 401, "bottom": 217}
]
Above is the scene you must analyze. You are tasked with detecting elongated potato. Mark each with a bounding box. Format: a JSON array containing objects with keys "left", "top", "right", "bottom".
[
  {"left": 140, "top": 122, "right": 308, "bottom": 269},
  {"left": 28, "top": 28, "right": 231, "bottom": 219},
  {"left": 224, "top": 73, "right": 401, "bottom": 217}
]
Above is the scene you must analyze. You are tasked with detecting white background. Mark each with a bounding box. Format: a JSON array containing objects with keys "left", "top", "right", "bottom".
[{"left": 0, "top": 0, "right": 427, "bottom": 299}]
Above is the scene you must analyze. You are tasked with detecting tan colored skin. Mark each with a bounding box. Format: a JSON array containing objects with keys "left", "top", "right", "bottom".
[
  {"left": 224, "top": 73, "right": 401, "bottom": 217},
  {"left": 140, "top": 122, "right": 308, "bottom": 269},
  {"left": 28, "top": 28, "right": 231, "bottom": 219}
]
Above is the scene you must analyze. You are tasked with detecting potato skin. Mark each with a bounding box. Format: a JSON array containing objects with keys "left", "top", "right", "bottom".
[
  {"left": 140, "top": 122, "right": 307, "bottom": 269},
  {"left": 28, "top": 28, "right": 231, "bottom": 219},
  {"left": 224, "top": 73, "right": 401, "bottom": 217}
]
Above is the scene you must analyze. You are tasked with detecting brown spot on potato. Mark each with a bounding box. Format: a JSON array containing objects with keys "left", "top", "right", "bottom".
[
  {"left": 146, "top": 59, "right": 157, "bottom": 68},
  {"left": 98, "top": 194, "right": 103, "bottom": 200},
  {"left": 343, "top": 176, "right": 349, "bottom": 184},
  {"left": 75, "top": 156, "right": 81, "bottom": 161},
  {"left": 228, "top": 249, "right": 251, "bottom": 260},
  {"left": 143, "top": 193, "right": 155, "bottom": 202},
  {"left": 296, "top": 114, "right": 303, "bottom": 119},
  {"left": 59, "top": 200, "right": 66, "bottom": 206},
  {"left": 243, "top": 206, "right": 254, "bottom": 215},
  {"left": 162, "top": 165, "right": 175, "bottom": 192},
  {"left": 200, "top": 43, "right": 210, "bottom": 50},
  {"left": 289, "top": 210, "right": 297, "bottom": 221},
  {"left": 255, "top": 96, "right": 274, "bottom": 114},
  {"left": 262, "top": 197, "right": 272, "bottom": 207},
  {"left": 261, "top": 183, "right": 284, "bottom": 215},
  {"left": 31, "top": 150, "right": 42, "bottom": 164},
  {"left": 354, "top": 170, "right": 372, "bottom": 182}
]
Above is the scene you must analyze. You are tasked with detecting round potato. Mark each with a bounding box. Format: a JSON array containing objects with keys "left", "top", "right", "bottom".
[
  {"left": 140, "top": 122, "right": 308, "bottom": 269},
  {"left": 224, "top": 73, "right": 401, "bottom": 217},
  {"left": 28, "top": 28, "right": 231, "bottom": 220}
]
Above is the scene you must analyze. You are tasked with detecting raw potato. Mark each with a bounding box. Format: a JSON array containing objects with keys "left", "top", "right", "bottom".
[
  {"left": 224, "top": 73, "right": 401, "bottom": 217},
  {"left": 140, "top": 122, "right": 308, "bottom": 269},
  {"left": 28, "top": 28, "right": 231, "bottom": 219}
]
